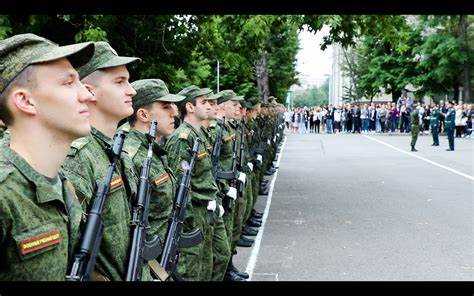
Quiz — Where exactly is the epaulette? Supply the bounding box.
[68,136,91,156]
[179,129,190,140]
[0,162,14,184]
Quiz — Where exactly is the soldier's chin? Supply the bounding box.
[70,123,92,140]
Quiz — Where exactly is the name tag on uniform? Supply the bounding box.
[19,229,61,256]
[197,151,208,160]
[224,134,235,142]
[154,173,170,186]
[110,176,123,190]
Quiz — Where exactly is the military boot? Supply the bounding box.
[236,236,254,247]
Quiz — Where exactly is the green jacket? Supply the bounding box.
[444,108,455,129]
[430,109,440,128]
[410,110,420,127]
[0,145,83,281]
[123,129,176,240]
[61,127,140,281]
[164,121,218,204]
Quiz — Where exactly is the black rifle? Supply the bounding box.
[159,139,203,277]
[211,118,225,179]
[66,130,127,281]
[236,120,246,194]
[126,120,163,281]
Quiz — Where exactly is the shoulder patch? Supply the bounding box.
[18,229,61,256]
[153,173,170,186]
[110,176,123,191]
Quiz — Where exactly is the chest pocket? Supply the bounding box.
[13,221,64,261]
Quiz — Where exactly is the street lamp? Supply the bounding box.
[216,59,220,93]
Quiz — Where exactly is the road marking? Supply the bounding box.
[245,136,287,281]
[364,135,474,182]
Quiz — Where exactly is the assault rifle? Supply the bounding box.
[159,139,203,278]
[66,130,127,281]
[126,120,163,281]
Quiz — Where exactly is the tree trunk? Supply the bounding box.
[392,89,401,103]
[453,82,460,102]
[459,15,471,103]
[256,51,270,103]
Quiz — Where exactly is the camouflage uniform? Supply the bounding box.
[61,127,141,281]
[0,145,84,281]
[61,41,144,281]
[0,34,94,281]
[165,120,220,281]
[200,119,231,281]
[166,85,234,281]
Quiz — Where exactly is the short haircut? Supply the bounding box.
[129,102,152,127]
[0,65,38,126]
[177,97,197,120]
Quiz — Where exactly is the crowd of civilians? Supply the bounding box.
[284,99,473,138]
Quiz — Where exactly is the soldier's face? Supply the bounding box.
[149,101,175,137]
[207,100,218,120]
[194,96,211,121]
[87,65,136,121]
[29,58,92,139]
[223,100,235,119]
[233,102,242,119]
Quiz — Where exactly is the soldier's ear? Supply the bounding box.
[185,101,195,114]
[11,88,37,116]
[137,108,150,123]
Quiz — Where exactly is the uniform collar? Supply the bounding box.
[2,146,65,205]
[128,129,167,157]
[91,126,113,150]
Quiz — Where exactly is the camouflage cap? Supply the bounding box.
[131,79,185,110]
[243,97,260,109]
[177,85,213,104]
[216,89,244,105]
[77,41,141,79]
[0,33,94,95]
[207,91,223,101]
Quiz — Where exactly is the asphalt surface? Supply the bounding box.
[234,131,473,281]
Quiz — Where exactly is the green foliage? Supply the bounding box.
[291,77,329,108]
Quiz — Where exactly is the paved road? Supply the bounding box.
[235,132,473,281]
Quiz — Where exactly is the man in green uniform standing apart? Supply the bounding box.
[430,104,441,146]
[164,85,228,281]
[410,103,420,152]
[444,101,456,151]
[0,34,94,280]
[61,41,145,281]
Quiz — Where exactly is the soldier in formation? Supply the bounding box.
[0,34,285,281]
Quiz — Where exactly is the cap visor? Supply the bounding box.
[98,55,141,69]
[31,42,95,69]
[231,95,245,101]
[157,94,185,103]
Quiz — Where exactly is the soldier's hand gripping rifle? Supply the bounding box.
[159,139,203,278]
[66,131,127,281]
[126,120,163,281]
